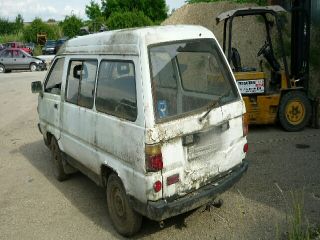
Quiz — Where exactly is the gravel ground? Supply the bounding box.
[0,71,319,240]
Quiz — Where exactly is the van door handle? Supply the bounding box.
[54,103,58,109]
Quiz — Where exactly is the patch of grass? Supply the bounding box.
[33,45,43,56]
[0,32,24,43]
[275,184,320,240]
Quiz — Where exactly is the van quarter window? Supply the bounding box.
[96,60,137,121]
[66,59,98,109]
[44,58,65,95]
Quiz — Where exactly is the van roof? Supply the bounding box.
[58,25,215,56]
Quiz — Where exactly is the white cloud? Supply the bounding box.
[0,0,87,22]
[0,0,184,22]
[0,0,60,21]
[63,5,86,20]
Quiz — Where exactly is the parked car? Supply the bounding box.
[0,44,4,51]
[42,40,57,55]
[31,25,249,237]
[4,42,33,55]
[0,48,46,73]
[54,37,68,54]
[25,42,36,52]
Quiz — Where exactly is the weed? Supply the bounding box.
[275,184,320,240]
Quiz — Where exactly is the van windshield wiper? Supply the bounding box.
[198,91,229,123]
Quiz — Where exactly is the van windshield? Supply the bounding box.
[149,39,239,122]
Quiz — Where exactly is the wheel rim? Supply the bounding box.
[285,99,305,125]
[31,64,37,71]
[112,187,126,219]
[0,66,4,73]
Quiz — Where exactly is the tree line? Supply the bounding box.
[0,0,168,43]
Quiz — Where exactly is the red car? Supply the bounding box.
[4,42,33,55]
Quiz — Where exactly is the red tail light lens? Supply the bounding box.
[243,143,249,153]
[153,181,162,192]
[242,113,249,136]
[145,144,163,172]
[147,154,163,171]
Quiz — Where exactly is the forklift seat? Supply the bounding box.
[231,47,256,72]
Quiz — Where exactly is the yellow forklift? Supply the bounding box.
[216,0,315,131]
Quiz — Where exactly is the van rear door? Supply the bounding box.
[148,38,246,199]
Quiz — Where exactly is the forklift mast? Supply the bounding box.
[290,0,311,91]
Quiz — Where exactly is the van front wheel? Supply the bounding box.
[50,137,68,181]
[106,174,142,237]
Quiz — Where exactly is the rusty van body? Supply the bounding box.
[32,25,249,236]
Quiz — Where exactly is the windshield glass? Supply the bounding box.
[149,39,239,122]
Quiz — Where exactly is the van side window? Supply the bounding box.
[66,60,97,109]
[96,60,137,121]
[45,58,65,95]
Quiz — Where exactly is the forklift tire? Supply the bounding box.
[279,91,311,132]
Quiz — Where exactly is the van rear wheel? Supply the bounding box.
[50,137,68,181]
[106,174,142,237]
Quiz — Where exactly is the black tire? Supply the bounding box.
[278,91,312,131]
[106,174,142,237]
[50,137,68,181]
[30,63,37,72]
[0,64,5,73]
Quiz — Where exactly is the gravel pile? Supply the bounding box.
[162,2,320,98]
[162,2,277,69]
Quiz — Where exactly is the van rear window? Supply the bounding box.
[149,39,239,122]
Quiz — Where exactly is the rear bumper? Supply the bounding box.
[130,160,249,221]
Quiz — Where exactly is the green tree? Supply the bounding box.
[101,0,167,22]
[106,11,153,30]
[0,14,24,35]
[59,15,83,38]
[0,18,15,35]
[23,18,61,43]
[185,0,267,4]
[86,0,103,20]
[85,1,106,32]
[14,14,24,32]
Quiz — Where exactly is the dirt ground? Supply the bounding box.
[0,71,320,240]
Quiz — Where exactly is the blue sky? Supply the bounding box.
[0,0,186,22]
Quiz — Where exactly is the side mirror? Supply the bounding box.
[31,81,43,94]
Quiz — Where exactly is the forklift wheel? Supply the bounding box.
[279,91,311,132]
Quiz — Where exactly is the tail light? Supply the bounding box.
[145,144,163,172]
[243,143,249,153]
[153,181,162,192]
[242,113,249,137]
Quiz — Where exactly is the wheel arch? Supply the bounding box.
[101,164,117,188]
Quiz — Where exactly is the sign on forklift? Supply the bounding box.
[237,79,265,94]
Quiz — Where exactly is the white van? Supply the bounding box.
[32,25,249,236]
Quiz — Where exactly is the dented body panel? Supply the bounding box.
[36,25,248,222]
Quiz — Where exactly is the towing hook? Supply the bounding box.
[159,220,165,229]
